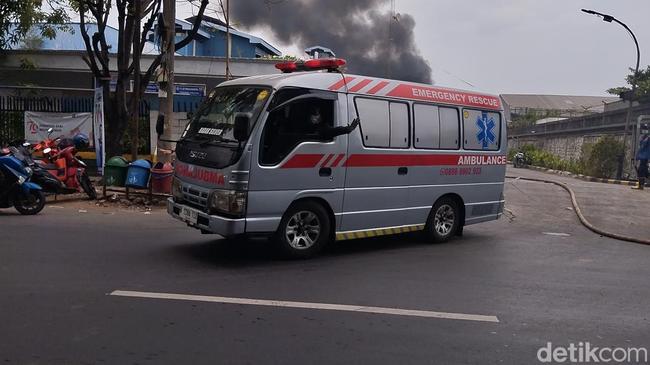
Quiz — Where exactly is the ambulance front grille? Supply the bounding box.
[182,186,209,210]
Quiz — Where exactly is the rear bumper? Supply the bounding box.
[167,198,245,237]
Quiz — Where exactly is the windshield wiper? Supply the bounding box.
[199,136,239,147]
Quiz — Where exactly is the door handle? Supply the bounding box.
[319,167,332,177]
[398,167,408,175]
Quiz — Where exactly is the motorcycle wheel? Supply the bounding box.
[79,171,97,200]
[14,190,46,215]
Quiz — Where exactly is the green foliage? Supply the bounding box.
[0,0,70,50]
[607,65,650,99]
[511,136,625,178]
[582,136,624,179]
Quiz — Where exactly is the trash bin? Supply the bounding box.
[150,162,174,194]
[125,159,152,189]
[104,156,129,187]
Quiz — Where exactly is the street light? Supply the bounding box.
[581,9,641,180]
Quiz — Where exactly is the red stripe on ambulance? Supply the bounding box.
[343,154,506,167]
[281,154,324,168]
[366,81,390,95]
[328,77,356,91]
[330,154,346,167]
[320,154,334,168]
[348,79,373,93]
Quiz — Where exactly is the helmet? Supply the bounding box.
[73,133,89,149]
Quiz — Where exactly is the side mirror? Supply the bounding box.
[233,113,252,142]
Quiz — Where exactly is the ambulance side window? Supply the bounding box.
[413,104,460,150]
[462,109,501,151]
[439,107,460,149]
[355,98,409,148]
[260,93,335,166]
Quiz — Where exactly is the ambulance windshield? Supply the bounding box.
[183,86,271,143]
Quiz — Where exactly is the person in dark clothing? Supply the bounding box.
[309,107,359,140]
[633,123,650,190]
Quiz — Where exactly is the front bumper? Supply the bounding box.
[167,198,246,237]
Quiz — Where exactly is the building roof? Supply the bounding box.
[186,16,281,56]
[20,23,119,52]
[501,94,619,112]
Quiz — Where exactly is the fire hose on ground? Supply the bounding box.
[506,175,650,246]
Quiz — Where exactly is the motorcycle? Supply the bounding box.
[41,144,97,200]
[0,147,46,215]
[32,132,97,200]
[8,141,74,195]
[513,152,525,168]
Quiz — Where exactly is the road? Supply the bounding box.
[1,173,649,364]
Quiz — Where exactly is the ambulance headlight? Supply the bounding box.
[172,178,184,202]
[209,190,247,217]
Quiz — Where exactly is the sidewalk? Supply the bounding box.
[507,166,650,242]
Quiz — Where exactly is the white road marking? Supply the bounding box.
[542,232,571,237]
[109,290,499,323]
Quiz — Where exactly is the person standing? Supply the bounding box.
[633,123,650,190]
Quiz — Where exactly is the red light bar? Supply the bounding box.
[275,61,298,73]
[304,58,346,69]
[275,58,346,73]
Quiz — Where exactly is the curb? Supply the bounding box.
[514,164,647,187]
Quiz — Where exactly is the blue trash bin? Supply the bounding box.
[125,159,152,189]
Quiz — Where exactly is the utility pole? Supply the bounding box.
[131,0,142,161]
[225,0,231,80]
[159,0,175,163]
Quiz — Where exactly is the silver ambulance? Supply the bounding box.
[168,58,506,258]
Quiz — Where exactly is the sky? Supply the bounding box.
[178,0,650,97]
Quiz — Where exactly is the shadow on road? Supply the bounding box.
[170,231,477,267]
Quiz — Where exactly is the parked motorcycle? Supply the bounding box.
[38,133,96,200]
[0,147,46,215]
[513,152,526,168]
[7,141,73,195]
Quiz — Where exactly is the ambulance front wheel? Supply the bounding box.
[424,197,460,243]
[275,201,331,259]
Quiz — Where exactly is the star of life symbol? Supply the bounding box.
[476,112,496,149]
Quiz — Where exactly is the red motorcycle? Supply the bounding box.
[37,133,97,200]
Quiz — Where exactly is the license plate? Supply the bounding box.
[180,206,199,225]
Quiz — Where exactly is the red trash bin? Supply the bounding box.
[150,162,173,194]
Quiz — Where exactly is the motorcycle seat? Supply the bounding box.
[42,164,57,170]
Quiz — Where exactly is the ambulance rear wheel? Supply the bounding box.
[275,201,330,259]
[425,197,460,243]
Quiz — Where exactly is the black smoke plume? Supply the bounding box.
[231,0,432,84]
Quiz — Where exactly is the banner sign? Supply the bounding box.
[140,82,206,97]
[24,111,93,145]
[93,87,106,175]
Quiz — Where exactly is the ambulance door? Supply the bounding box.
[340,95,410,233]
[246,89,348,233]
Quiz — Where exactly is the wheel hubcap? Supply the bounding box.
[285,211,321,250]
[434,204,455,236]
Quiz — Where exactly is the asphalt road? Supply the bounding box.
[1,178,649,364]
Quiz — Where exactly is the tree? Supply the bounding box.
[71,0,209,157]
[607,65,650,100]
[0,0,69,50]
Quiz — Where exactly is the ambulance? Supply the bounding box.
[168,58,506,258]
